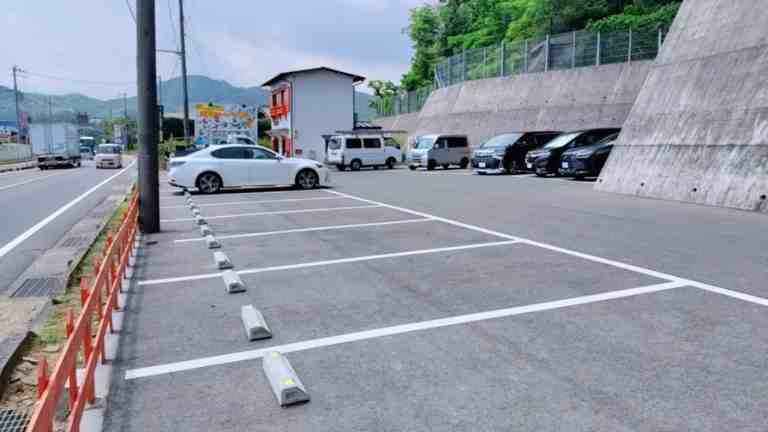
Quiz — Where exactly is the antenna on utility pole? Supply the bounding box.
[178,0,191,146]
[137,0,160,233]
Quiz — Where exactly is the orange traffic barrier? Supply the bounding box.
[26,188,139,432]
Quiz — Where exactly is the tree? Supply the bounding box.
[399,0,681,91]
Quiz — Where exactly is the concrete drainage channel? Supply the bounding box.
[184,191,308,407]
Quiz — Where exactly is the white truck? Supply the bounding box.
[30,123,82,169]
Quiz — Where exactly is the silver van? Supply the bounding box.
[408,134,470,170]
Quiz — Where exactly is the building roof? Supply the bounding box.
[261,67,365,87]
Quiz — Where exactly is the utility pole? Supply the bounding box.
[123,93,129,119]
[158,75,164,140]
[137,0,160,233]
[178,0,191,145]
[12,66,23,144]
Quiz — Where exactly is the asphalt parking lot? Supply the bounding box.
[105,168,768,432]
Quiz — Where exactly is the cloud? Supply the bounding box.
[1,0,430,99]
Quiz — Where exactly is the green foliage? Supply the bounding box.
[587,2,681,31]
[400,0,681,88]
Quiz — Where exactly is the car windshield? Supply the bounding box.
[542,132,580,150]
[415,136,436,149]
[328,137,342,150]
[97,145,120,154]
[596,132,620,144]
[80,146,91,152]
[480,134,522,148]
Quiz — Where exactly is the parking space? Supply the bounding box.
[106,171,768,432]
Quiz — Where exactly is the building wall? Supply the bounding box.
[375,61,653,148]
[595,0,768,213]
[293,70,355,161]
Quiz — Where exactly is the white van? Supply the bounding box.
[408,134,471,170]
[326,134,402,171]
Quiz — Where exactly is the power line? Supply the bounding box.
[125,0,136,23]
[19,70,135,87]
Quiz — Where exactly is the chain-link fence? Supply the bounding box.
[376,27,666,117]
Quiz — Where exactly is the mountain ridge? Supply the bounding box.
[0,75,375,122]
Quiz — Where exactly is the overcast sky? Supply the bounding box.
[1,0,430,99]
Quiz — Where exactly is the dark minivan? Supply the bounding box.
[559,132,619,179]
[525,128,620,177]
[471,131,561,174]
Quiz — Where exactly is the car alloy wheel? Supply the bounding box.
[296,169,319,189]
[350,160,362,171]
[197,173,222,194]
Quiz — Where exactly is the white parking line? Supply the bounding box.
[161,196,344,209]
[139,240,521,286]
[327,190,768,308]
[159,205,381,223]
[0,171,69,191]
[0,160,136,259]
[173,218,434,243]
[125,280,687,379]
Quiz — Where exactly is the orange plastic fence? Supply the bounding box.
[26,189,140,432]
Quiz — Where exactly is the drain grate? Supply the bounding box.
[11,277,58,298]
[59,236,88,248]
[0,409,31,432]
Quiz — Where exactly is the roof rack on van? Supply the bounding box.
[332,130,408,135]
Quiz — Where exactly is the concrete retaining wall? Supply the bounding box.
[375,61,652,147]
[0,143,32,163]
[596,0,768,213]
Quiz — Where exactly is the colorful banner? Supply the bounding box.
[195,103,259,145]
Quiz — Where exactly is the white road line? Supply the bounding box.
[326,190,522,242]
[327,189,768,308]
[159,205,381,223]
[139,240,520,286]
[173,218,434,243]
[160,196,344,209]
[0,160,136,259]
[0,171,69,191]
[125,280,687,379]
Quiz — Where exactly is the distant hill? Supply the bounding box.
[0,75,376,122]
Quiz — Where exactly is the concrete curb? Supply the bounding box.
[0,180,135,399]
[0,161,36,174]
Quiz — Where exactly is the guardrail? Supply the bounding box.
[375,27,666,117]
[26,188,139,432]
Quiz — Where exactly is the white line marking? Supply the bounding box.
[326,190,522,242]
[328,190,768,307]
[0,160,136,259]
[0,171,69,191]
[159,205,381,223]
[160,196,345,209]
[173,218,434,243]
[125,280,687,379]
[139,240,520,286]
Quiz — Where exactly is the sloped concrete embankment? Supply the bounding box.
[375,61,652,147]
[596,0,768,213]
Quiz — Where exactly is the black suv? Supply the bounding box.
[559,132,619,179]
[471,131,561,174]
[525,128,620,177]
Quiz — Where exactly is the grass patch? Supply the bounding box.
[30,196,132,353]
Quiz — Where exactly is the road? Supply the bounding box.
[0,160,137,293]
[105,167,767,431]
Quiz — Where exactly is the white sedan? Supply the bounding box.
[167,145,331,193]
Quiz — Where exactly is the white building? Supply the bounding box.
[261,67,364,161]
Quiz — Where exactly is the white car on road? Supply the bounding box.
[168,145,331,193]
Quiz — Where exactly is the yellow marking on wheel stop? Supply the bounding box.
[284,378,295,386]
